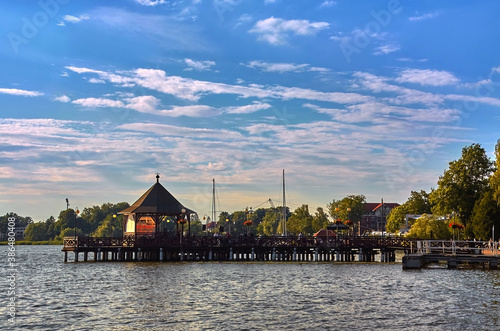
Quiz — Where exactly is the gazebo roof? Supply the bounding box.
[119,175,196,216]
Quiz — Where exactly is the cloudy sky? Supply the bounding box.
[1,0,500,221]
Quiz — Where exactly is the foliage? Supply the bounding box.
[312,207,330,233]
[92,214,123,237]
[405,190,432,214]
[406,214,451,240]
[257,209,280,235]
[58,227,85,239]
[327,195,366,234]
[385,205,410,233]
[386,190,431,233]
[429,143,494,235]
[470,189,500,240]
[286,204,314,235]
[24,216,56,241]
[491,139,500,207]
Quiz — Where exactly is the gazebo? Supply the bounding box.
[119,174,196,236]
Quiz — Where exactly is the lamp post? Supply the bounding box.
[74,207,80,238]
[111,214,116,237]
[226,218,231,235]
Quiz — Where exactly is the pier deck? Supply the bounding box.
[62,234,410,263]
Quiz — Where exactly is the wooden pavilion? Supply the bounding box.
[119,174,196,236]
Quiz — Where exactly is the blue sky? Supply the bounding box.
[1,0,500,221]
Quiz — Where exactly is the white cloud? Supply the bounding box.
[249,17,329,45]
[374,43,400,55]
[160,105,220,117]
[0,88,44,97]
[54,95,71,103]
[244,60,309,73]
[396,69,460,86]
[125,95,160,113]
[134,0,167,5]
[62,14,90,23]
[88,78,105,84]
[67,66,369,104]
[184,58,216,71]
[72,98,125,108]
[320,1,337,8]
[225,101,272,114]
[409,12,439,22]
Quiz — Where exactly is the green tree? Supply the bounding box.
[58,227,84,239]
[328,195,366,234]
[406,190,432,214]
[386,205,410,233]
[429,143,494,235]
[92,214,123,237]
[491,139,500,207]
[312,207,329,233]
[287,204,313,235]
[24,222,48,241]
[407,214,451,239]
[470,189,500,240]
[257,209,280,235]
[386,190,431,234]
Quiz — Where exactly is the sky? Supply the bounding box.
[1,0,500,222]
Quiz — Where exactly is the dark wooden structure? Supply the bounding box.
[63,234,411,263]
[119,174,196,236]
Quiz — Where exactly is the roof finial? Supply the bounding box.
[156,173,160,183]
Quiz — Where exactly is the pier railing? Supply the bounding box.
[412,240,498,256]
[63,234,417,251]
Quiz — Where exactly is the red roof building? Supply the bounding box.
[360,201,400,234]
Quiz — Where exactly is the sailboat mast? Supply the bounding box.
[212,178,216,224]
[282,169,287,236]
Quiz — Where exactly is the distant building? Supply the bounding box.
[360,201,400,234]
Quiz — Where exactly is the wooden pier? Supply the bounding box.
[62,234,412,263]
[402,240,499,270]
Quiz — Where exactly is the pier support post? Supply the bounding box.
[64,252,68,263]
[74,251,79,262]
[315,247,318,262]
[229,248,233,261]
[160,248,163,261]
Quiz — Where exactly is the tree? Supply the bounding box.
[328,195,366,234]
[257,209,280,235]
[312,207,329,233]
[92,214,124,237]
[407,214,451,239]
[429,143,494,235]
[406,190,432,214]
[386,190,431,234]
[491,139,500,207]
[386,205,409,233]
[470,189,500,240]
[24,222,47,241]
[287,204,313,235]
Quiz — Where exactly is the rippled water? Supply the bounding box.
[1,246,500,330]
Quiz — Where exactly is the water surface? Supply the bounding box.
[1,246,499,330]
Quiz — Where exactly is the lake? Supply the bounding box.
[1,245,499,330]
